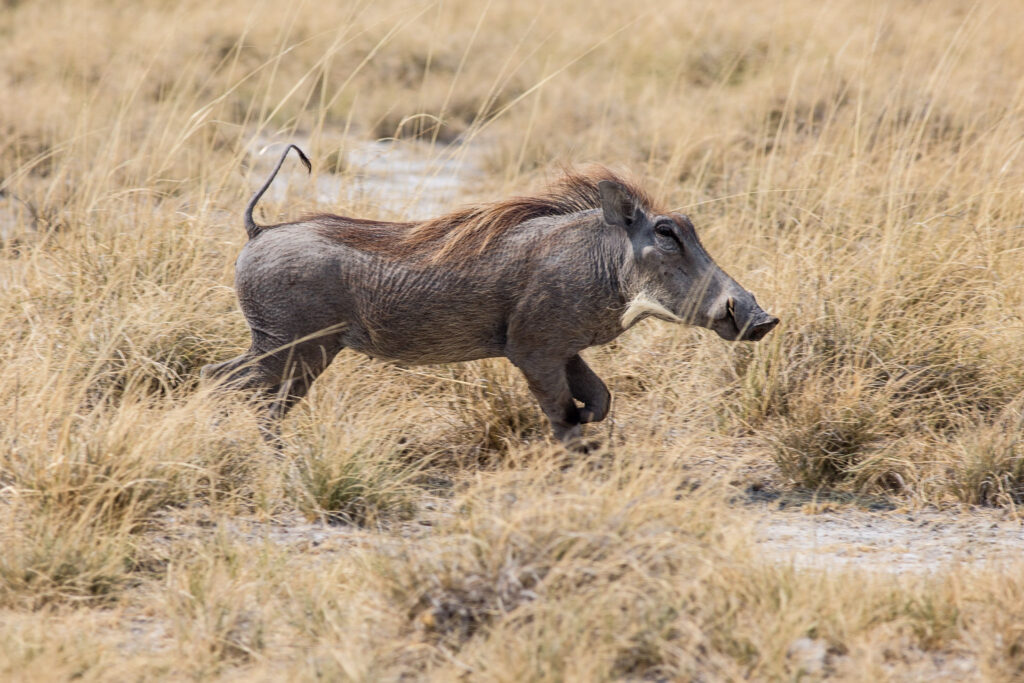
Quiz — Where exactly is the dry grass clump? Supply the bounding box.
[386,463,746,678]
[161,538,275,672]
[945,407,1024,507]
[0,516,137,611]
[0,394,276,610]
[5,0,1024,677]
[434,359,550,458]
[769,371,899,488]
[286,418,422,526]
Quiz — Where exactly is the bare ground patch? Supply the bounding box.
[757,506,1024,574]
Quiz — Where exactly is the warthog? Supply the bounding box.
[203,145,778,444]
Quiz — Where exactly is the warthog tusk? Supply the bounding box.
[621,291,685,329]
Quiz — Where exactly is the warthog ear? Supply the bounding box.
[598,180,640,231]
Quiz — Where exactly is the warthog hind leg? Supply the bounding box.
[264,369,319,422]
[202,335,342,436]
[200,355,254,384]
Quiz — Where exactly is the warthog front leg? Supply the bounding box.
[566,354,610,424]
[508,353,582,444]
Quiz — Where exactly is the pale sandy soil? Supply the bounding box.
[756,507,1024,574]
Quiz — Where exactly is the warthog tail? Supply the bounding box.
[244,144,311,240]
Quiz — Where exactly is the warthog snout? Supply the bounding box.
[712,296,780,342]
[743,310,780,342]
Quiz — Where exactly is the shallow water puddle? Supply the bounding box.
[252,137,480,219]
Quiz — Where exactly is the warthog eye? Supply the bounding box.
[654,223,680,253]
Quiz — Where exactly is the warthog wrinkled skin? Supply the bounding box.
[203,145,779,444]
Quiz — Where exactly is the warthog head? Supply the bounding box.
[601,181,779,342]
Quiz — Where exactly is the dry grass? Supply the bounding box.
[4,0,1024,678]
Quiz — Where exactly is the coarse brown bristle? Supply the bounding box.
[306,167,660,261]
